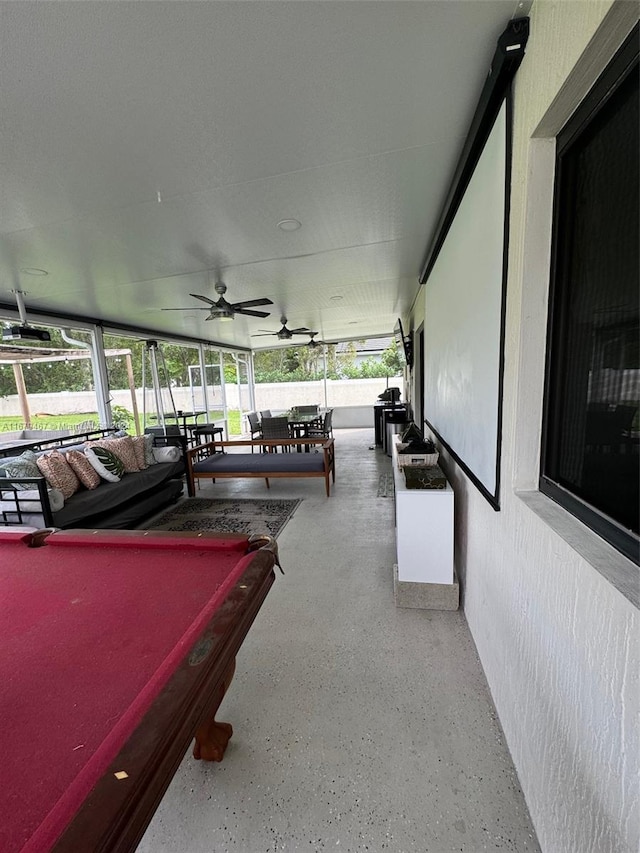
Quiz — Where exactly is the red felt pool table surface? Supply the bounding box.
[0,528,277,853]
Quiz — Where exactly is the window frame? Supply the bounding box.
[540,25,639,565]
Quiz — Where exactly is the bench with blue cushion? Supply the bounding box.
[186,438,336,496]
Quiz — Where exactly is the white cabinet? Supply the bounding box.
[391,436,455,591]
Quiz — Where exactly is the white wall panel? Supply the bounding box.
[421,2,639,852]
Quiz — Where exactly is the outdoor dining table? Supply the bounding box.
[164,410,207,432]
[149,410,207,440]
[285,411,323,450]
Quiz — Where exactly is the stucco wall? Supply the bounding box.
[424,3,638,852]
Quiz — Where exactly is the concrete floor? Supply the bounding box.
[138,429,540,853]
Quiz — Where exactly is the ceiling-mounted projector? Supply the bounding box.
[2,325,51,342]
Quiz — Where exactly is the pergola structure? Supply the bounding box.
[0,344,140,432]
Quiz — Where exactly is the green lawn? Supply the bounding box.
[0,413,97,431]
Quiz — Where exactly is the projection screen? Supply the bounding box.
[423,99,508,507]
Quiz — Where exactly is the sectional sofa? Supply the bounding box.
[0,430,185,529]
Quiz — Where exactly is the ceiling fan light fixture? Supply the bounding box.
[212,308,235,321]
[277,218,302,232]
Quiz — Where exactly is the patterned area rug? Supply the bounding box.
[148,497,302,538]
[377,472,395,497]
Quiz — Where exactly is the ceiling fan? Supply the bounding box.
[252,316,311,340]
[306,332,326,348]
[162,281,273,321]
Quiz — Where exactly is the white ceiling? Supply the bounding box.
[0,0,525,352]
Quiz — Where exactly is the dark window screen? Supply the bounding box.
[542,35,639,564]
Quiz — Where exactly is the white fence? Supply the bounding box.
[0,378,404,429]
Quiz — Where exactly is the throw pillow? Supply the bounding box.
[151,445,182,463]
[65,449,101,490]
[0,449,41,490]
[85,446,125,482]
[36,451,81,499]
[143,433,158,466]
[1,487,66,513]
[86,436,139,473]
[45,487,65,513]
[130,435,148,470]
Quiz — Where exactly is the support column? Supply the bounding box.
[12,362,31,428]
[125,353,141,435]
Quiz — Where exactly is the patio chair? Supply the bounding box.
[247,411,262,440]
[191,423,224,454]
[260,409,272,420]
[306,408,333,440]
[260,416,291,452]
[295,404,319,415]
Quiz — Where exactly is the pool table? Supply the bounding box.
[0,527,279,853]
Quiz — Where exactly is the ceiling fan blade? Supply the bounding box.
[161,306,213,311]
[231,298,274,309]
[235,308,272,318]
[189,293,217,306]
[163,279,273,319]
[289,327,310,334]
[252,331,277,336]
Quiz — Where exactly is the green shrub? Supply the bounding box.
[111,404,134,430]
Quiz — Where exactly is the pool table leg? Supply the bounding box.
[193,659,236,762]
